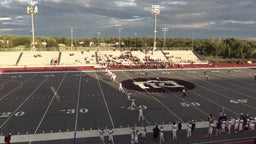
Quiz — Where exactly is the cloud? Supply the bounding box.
[171,22,216,29]
[220,20,256,25]
[166,1,188,6]
[115,0,137,7]
[0,17,12,21]
[0,0,256,38]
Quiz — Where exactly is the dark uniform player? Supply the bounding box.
[206,75,209,81]
[178,121,182,135]
[254,74,256,80]
[203,70,206,75]
[4,134,11,144]
[191,120,196,135]
[152,125,160,142]
[182,89,187,99]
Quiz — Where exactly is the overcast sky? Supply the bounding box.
[0,0,256,39]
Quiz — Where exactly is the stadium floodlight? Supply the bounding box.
[116,27,123,50]
[27,3,38,51]
[151,5,160,54]
[162,26,168,49]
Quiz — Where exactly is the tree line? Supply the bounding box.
[0,35,256,60]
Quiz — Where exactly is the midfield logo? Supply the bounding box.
[122,77,196,93]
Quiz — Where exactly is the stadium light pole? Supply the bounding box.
[27,3,38,51]
[192,32,195,51]
[151,5,160,54]
[134,32,137,49]
[97,32,101,46]
[162,26,168,49]
[116,27,123,50]
[71,27,74,50]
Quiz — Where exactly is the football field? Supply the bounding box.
[0,68,256,143]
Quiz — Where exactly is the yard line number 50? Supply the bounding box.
[180,102,200,107]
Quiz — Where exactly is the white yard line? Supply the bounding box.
[184,71,256,111]
[0,73,38,102]
[0,77,49,129]
[95,72,115,128]
[0,121,210,143]
[29,72,68,144]
[207,72,256,100]
[149,71,210,117]
[73,72,82,142]
[171,71,240,116]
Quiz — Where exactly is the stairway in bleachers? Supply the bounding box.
[57,51,62,65]
[16,52,23,66]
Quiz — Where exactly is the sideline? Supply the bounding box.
[0,121,209,143]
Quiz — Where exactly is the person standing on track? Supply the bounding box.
[234,118,239,133]
[178,121,182,135]
[172,122,178,141]
[227,119,233,134]
[159,126,165,144]
[130,128,135,144]
[99,129,105,144]
[4,134,11,144]
[208,122,214,137]
[152,125,160,142]
[216,120,221,136]
[239,119,244,132]
[141,126,147,142]
[187,122,192,138]
[134,130,139,144]
[108,128,114,144]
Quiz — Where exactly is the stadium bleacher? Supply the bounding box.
[0,50,206,67]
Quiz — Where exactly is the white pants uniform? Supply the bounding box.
[99,130,105,144]
[187,123,192,138]
[208,123,214,137]
[119,83,123,91]
[134,132,139,144]
[249,120,255,131]
[141,127,146,139]
[130,130,135,144]
[227,120,232,134]
[131,99,136,107]
[234,120,239,133]
[221,121,226,133]
[108,130,114,143]
[172,124,177,140]
[239,121,243,132]
[138,109,144,121]
[160,128,164,143]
